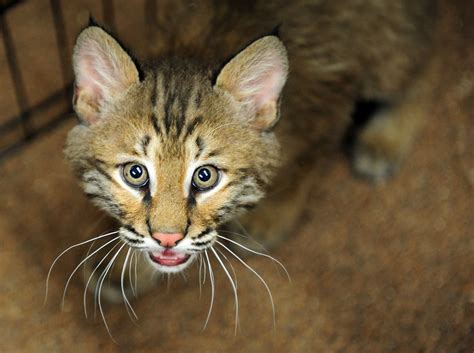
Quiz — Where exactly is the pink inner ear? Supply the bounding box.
[249,68,284,110]
[76,43,114,101]
[239,59,286,112]
[75,39,133,107]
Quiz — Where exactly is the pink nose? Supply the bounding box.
[151,232,184,247]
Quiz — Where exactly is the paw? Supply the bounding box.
[352,113,405,182]
[352,141,399,182]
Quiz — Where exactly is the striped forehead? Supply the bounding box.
[147,62,207,141]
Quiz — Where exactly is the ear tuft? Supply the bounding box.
[72,26,139,124]
[215,36,288,131]
[88,15,99,27]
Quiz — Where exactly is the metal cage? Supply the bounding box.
[0,0,161,161]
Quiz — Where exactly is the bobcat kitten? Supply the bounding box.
[65,0,436,300]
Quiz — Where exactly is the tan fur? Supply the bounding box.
[65,0,445,300]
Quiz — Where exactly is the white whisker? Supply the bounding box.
[218,229,268,252]
[121,247,138,321]
[202,252,207,285]
[216,240,276,327]
[166,273,171,292]
[97,243,126,341]
[134,251,140,295]
[94,243,125,317]
[83,241,121,318]
[128,249,136,298]
[215,247,238,289]
[202,250,215,330]
[44,230,119,304]
[61,236,120,310]
[198,254,203,298]
[216,234,291,282]
[211,247,239,334]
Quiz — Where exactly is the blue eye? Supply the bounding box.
[123,163,149,187]
[192,165,219,191]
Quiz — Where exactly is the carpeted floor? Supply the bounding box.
[0,1,473,352]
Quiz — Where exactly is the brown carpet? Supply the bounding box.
[0,1,473,352]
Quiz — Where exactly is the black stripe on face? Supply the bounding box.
[235,203,257,211]
[85,192,123,212]
[195,227,212,239]
[237,168,266,188]
[142,190,152,204]
[125,237,143,245]
[194,89,202,108]
[184,219,191,236]
[185,116,203,138]
[141,135,151,156]
[124,224,145,238]
[176,85,192,136]
[187,193,196,209]
[150,72,162,137]
[195,136,205,159]
[152,114,161,137]
[89,159,113,181]
[146,217,153,236]
[150,71,158,107]
[206,149,221,158]
[193,239,213,247]
[164,91,176,134]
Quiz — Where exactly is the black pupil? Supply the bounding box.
[198,168,211,182]
[130,165,143,179]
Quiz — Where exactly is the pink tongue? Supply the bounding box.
[151,249,188,266]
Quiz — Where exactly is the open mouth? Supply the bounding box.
[148,249,191,267]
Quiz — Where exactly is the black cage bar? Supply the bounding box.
[0,0,158,161]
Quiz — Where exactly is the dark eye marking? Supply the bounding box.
[142,190,152,204]
[206,149,221,158]
[187,193,197,208]
[140,135,151,156]
[195,136,205,159]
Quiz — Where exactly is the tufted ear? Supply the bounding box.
[215,35,288,131]
[72,26,139,124]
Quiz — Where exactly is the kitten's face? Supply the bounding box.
[66,27,287,273]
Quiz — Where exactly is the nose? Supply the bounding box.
[151,232,184,247]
